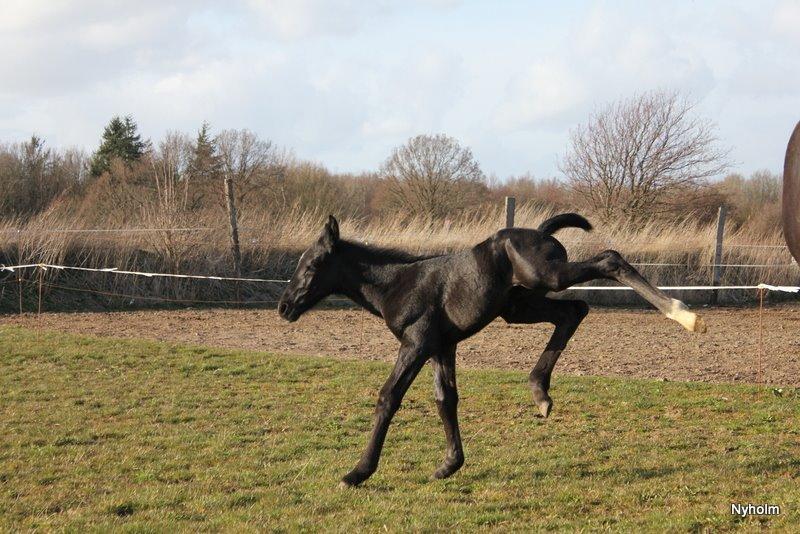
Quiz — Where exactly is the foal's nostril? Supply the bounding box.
[278,302,288,315]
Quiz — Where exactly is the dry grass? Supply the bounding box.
[0,203,797,311]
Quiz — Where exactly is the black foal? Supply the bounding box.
[278,214,705,487]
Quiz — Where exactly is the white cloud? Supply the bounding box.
[0,0,71,32]
[495,60,586,130]
[243,0,393,38]
[772,0,800,42]
[0,1,212,97]
[0,0,797,179]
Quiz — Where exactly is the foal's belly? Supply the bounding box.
[436,249,510,338]
[440,279,508,341]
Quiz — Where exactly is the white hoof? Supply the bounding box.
[665,299,707,333]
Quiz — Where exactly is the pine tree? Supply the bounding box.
[186,122,222,209]
[20,135,50,213]
[90,115,149,176]
[189,121,221,182]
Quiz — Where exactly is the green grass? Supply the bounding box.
[1,325,798,532]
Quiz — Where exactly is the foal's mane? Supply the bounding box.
[339,239,441,265]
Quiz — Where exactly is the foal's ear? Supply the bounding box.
[320,215,339,251]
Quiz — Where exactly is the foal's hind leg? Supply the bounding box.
[502,295,588,418]
[506,244,706,333]
[431,345,464,479]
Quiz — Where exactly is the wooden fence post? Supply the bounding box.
[17,229,22,314]
[37,265,44,317]
[710,205,727,305]
[224,178,243,303]
[505,196,516,228]
[18,267,23,315]
[224,178,242,276]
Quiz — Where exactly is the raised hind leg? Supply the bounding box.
[502,292,588,417]
[505,244,706,333]
[431,345,464,479]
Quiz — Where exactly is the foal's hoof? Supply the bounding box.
[693,314,708,334]
[339,468,370,488]
[536,398,553,418]
[531,386,553,418]
[432,456,464,480]
[666,299,707,333]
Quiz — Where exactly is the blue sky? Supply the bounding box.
[1,0,798,179]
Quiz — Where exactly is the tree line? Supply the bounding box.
[0,91,783,233]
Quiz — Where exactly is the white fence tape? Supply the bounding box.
[568,285,757,291]
[629,262,796,268]
[757,283,800,293]
[2,263,799,293]
[726,244,790,249]
[0,264,288,283]
[566,284,799,292]
[0,227,216,234]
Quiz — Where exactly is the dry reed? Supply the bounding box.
[0,203,796,311]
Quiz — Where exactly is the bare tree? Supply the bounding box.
[0,137,88,217]
[149,132,193,213]
[215,129,287,209]
[142,132,194,273]
[382,134,486,219]
[282,161,344,214]
[561,91,730,223]
[718,170,782,228]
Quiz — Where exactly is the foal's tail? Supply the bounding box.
[538,213,593,235]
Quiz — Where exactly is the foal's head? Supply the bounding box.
[278,215,340,322]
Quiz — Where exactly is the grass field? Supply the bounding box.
[1,326,798,531]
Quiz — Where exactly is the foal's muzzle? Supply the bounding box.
[278,299,299,322]
[279,290,307,322]
[278,300,289,317]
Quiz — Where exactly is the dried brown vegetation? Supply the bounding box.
[0,201,794,312]
[0,95,795,311]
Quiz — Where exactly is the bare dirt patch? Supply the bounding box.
[3,304,799,386]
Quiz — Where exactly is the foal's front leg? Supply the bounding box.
[431,345,464,479]
[340,336,429,488]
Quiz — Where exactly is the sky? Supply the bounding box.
[1,0,799,179]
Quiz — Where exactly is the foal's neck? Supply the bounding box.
[335,240,422,317]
